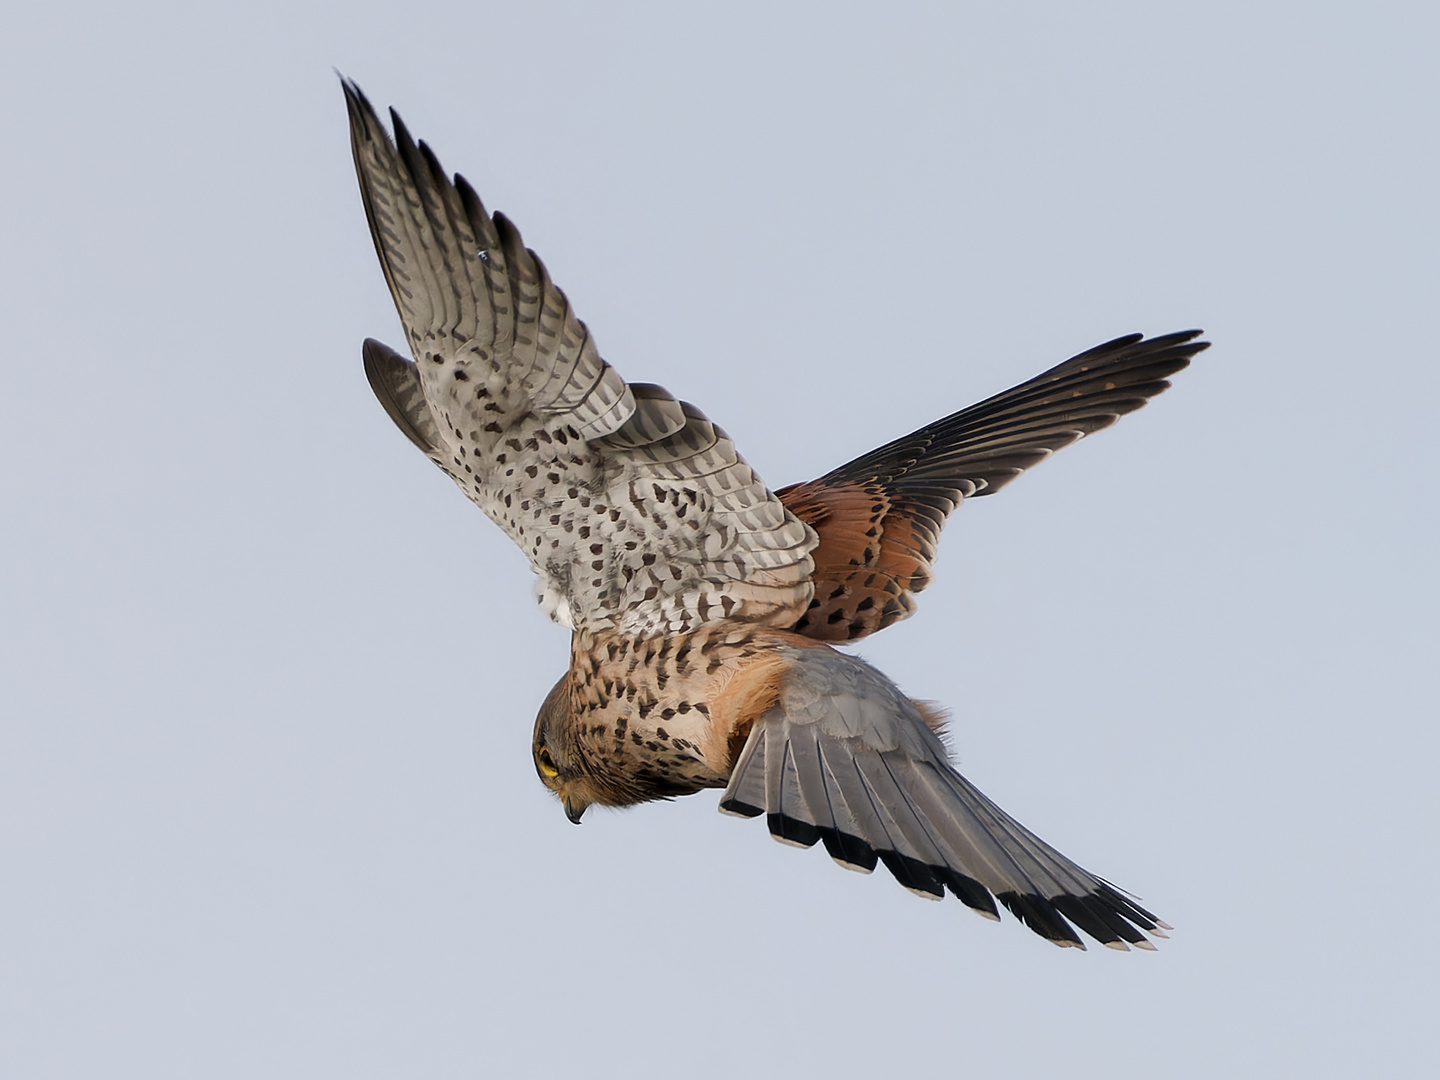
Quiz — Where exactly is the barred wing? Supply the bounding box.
[345,80,814,634]
[779,331,1207,642]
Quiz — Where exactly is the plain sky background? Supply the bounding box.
[2,2,1437,1077]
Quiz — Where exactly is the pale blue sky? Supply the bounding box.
[2,2,1437,1077]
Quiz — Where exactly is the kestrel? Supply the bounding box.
[344,79,1204,951]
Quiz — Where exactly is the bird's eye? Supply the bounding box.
[537,742,559,779]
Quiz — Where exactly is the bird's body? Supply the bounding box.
[344,78,1203,950]
[545,623,797,807]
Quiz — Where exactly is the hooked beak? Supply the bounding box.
[562,795,588,825]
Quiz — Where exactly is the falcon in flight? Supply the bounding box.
[344,79,1204,950]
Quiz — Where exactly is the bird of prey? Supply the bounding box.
[343,78,1204,950]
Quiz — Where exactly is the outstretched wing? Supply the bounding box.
[778,331,1208,642]
[719,645,1169,950]
[345,80,814,635]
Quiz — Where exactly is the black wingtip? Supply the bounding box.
[388,106,414,153]
[339,75,376,128]
[341,79,404,180]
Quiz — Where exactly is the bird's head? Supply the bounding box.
[533,670,599,825]
[533,666,698,822]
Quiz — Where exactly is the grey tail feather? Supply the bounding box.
[721,716,1167,951]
